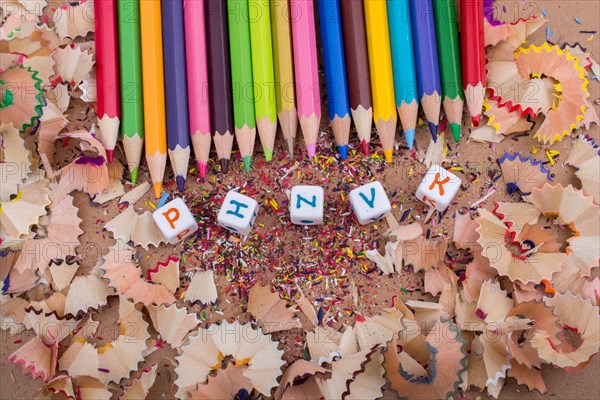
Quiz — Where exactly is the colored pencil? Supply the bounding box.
[433,0,464,142]
[409,0,442,142]
[318,0,351,160]
[270,0,297,157]
[162,0,191,192]
[460,0,486,126]
[117,0,144,184]
[290,0,321,157]
[94,0,120,163]
[140,0,167,198]
[364,0,397,162]
[387,0,419,149]
[205,0,235,172]
[249,0,278,161]
[227,0,256,172]
[184,0,212,180]
[340,0,373,155]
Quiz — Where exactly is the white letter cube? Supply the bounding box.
[416,164,461,212]
[349,181,391,225]
[290,185,324,225]
[152,198,198,244]
[217,191,259,236]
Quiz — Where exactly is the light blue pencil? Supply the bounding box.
[387,0,419,149]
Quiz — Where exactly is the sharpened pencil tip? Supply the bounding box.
[153,182,163,198]
[286,138,295,159]
[197,161,207,180]
[358,140,370,156]
[176,176,185,192]
[404,129,415,150]
[383,149,393,162]
[243,156,252,172]
[428,121,438,142]
[337,145,348,160]
[306,143,316,158]
[263,147,273,162]
[130,166,139,186]
[106,149,115,163]
[450,123,461,142]
[220,158,229,173]
[471,115,481,127]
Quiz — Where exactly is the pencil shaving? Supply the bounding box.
[119,364,158,400]
[273,359,329,400]
[566,134,600,203]
[248,283,301,333]
[52,1,95,40]
[498,152,552,194]
[183,270,217,305]
[147,256,180,294]
[0,175,50,241]
[189,364,253,400]
[98,241,174,306]
[526,184,599,275]
[316,349,384,400]
[383,320,467,400]
[58,295,149,383]
[64,274,111,317]
[476,208,566,284]
[147,304,199,348]
[52,45,94,87]
[532,292,600,368]
[175,321,285,397]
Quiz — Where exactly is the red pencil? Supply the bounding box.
[460,0,486,127]
[95,0,120,162]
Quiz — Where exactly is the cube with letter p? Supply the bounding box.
[290,185,324,225]
[349,181,392,225]
[217,191,259,236]
[415,164,461,212]
[152,198,198,244]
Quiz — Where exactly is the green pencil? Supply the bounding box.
[117,0,144,184]
[228,0,257,172]
[248,0,277,161]
[433,0,464,142]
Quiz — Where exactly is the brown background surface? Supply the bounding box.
[1,0,599,399]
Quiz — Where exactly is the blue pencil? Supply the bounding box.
[317,0,351,160]
[409,0,442,142]
[387,0,419,149]
[161,0,191,191]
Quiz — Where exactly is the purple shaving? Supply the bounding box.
[484,0,503,26]
[75,155,106,166]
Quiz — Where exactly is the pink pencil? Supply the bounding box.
[184,0,211,180]
[290,0,321,157]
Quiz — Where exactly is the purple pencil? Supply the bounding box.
[162,0,191,191]
[409,0,442,142]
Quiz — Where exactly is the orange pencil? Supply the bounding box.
[140,0,167,197]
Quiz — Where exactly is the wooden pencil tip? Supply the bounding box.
[153,182,163,198]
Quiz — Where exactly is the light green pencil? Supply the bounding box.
[117,0,144,184]
[248,0,277,161]
[228,0,257,172]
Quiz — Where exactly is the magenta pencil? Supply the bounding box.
[290,0,321,157]
[184,0,211,180]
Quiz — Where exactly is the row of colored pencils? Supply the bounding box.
[94,0,486,197]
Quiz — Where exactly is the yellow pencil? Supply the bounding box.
[364,0,397,162]
[271,0,297,157]
[140,0,167,198]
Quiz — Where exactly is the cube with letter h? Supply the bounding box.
[349,181,392,225]
[152,198,199,244]
[416,164,461,212]
[290,185,324,225]
[217,191,259,236]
